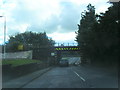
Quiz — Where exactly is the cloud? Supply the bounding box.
[59,2,80,32]
[95,2,111,14]
[0,0,111,44]
[11,0,61,25]
[3,0,62,33]
[47,32,77,43]
[3,0,110,31]
[42,15,60,33]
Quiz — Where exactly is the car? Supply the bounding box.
[59,59,69,67]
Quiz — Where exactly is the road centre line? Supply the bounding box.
[73,71,86,82]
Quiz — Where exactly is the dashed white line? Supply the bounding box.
[73,71,86,82]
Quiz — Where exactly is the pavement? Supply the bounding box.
[2,67,53,88]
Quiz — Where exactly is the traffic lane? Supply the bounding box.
[71,65,118,88]
[68,57,81,65]
[23,66,89,88]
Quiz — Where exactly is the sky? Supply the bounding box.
[0,0,111,45]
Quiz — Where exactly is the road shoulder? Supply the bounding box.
[2,67,53,88]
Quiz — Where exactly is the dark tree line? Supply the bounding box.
[76,3,119,65]
[3,31,55,60]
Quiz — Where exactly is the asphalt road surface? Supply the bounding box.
[22,65,118,88]
[3,57,118,88]
[23,66,88,88]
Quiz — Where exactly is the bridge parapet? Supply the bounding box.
[55,43,78,46]
[55,46,80,51]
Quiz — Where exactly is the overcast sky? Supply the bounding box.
[0,0,111,45]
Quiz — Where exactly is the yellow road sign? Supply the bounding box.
[18,44,23,50]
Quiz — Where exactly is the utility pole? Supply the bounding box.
[0,16,6,59]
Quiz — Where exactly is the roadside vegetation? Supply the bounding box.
[1,31,55,60]
[76,3,119,66]
[2,59,42,67]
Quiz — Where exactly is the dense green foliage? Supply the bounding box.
[5,31,55,60]
[76,3,119,65]
[6,31,55,52]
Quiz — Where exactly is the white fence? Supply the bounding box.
[1,50,32,59]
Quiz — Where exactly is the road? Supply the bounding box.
[3,57,118,88]
[62,57,81,65]
[22,65,118,88]
[23,66,88,88]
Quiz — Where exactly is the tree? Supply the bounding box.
[6,31,55,60]
[76,2,119,65]
[94,2,119,64]
[76,4,97,63]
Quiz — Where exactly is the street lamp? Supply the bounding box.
[0,16,6,59]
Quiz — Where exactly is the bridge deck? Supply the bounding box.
[55,46,80,51]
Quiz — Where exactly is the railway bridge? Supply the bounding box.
[54,43,80,63]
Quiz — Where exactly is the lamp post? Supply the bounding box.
[0,16,6,59]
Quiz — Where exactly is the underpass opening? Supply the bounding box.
[55,46,81,66]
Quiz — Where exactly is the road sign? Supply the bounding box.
[18,44,23,50]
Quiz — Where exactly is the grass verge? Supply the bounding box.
[2,59,42,67]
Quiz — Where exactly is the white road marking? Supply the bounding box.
[73,71,85,82]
